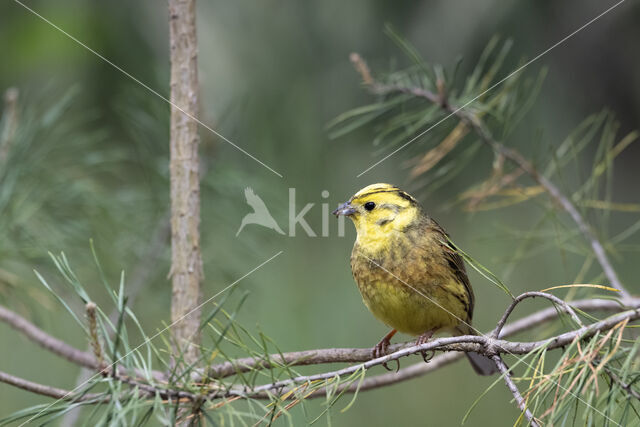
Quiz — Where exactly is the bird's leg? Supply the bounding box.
[416,330,436,363]
[372,329,399,372]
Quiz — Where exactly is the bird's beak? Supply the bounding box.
[332,202,357,217]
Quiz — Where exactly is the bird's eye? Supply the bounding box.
[364,202,376,211]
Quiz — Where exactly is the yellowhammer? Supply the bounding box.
[333,183,497,375]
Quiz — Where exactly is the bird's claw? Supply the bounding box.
[416,330,435,364]
[372,337,400,372]
[420,350,435,363]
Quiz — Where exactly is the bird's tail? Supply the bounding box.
[457,325,498,376]
[465,351,497,376]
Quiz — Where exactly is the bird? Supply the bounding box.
[236,187,285,236]
[333,183,497,375]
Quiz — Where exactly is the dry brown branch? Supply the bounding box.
[350,56,632,299]
[168,0,203,366]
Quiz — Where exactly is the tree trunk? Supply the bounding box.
[168,0,202,368]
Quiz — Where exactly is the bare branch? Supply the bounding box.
[0,368,190,405]
[605,368,640,401]
[0,305,97,369]
[0,370,107,402]
[350,57,632,299]
[2,296,638,418]
[0,304,164,382]
[492,356,540,427]
[206,296,637,379]
[492,291,584,339]
[221,304,640,399]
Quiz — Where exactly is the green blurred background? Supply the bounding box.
[1,0,639,425]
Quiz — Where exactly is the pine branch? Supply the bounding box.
[349,53,632,300]
[2,295,638,424]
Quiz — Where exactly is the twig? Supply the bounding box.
[221,305,640,399]
[2,297,638,411]
[0,305,97,369]
[0,370,108,402]
[0,304,164,381]
[492,291,584,339]
[207,296,637,379]
[605,368,640,401]
[350,56,632,299]
[298,297,639,399]
[0,369,192,405]
[491,355,540,427]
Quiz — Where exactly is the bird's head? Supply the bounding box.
[333,183,421,243]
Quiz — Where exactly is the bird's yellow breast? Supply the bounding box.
[350,226,471,336]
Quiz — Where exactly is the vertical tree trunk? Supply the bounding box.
[168,0,202,367]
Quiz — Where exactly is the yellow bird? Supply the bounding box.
[333,183,496,375]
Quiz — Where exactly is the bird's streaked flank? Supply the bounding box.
[334,183,497,375]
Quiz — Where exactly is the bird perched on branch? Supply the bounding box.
[333,183,496,375]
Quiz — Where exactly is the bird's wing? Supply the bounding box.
[244,187,269,212]
[428,219,475,321]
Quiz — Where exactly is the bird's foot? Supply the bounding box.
[372,329,399,372]
[416,330,435,363]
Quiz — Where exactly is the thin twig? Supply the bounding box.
[0,370,108,402]
[492,291,584,339]
[605,368,640,401]
[491,355,540,427]
[0,304,164,381]
[0,305,97,369]
[0,369,193,405]
[351,57,632,299]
